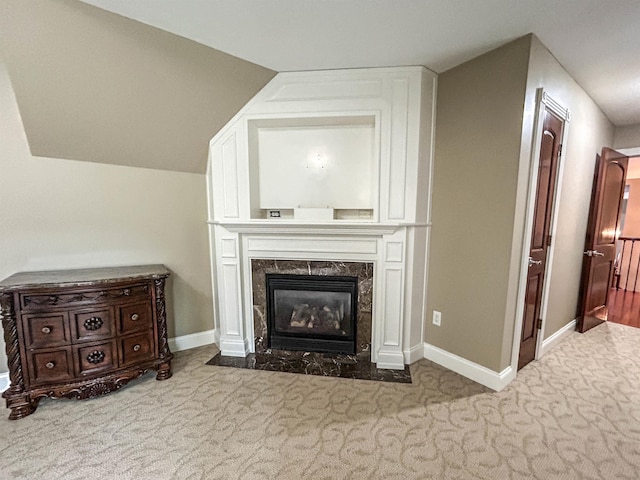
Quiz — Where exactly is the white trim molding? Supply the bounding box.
[540,319,576,357]
[540,90,571,122]
[424,343,516,391]
[404,343,425,364]
[210,221,402,236]
[168,329,219,353]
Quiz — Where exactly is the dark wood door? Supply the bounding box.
[519,110,563,370]
[577,148,628,333]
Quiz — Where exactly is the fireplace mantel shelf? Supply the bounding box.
[209,221,430,236]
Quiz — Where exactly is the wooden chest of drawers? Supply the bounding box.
[0,265,173,419]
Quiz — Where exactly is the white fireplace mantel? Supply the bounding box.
[207,67,436,370]
[209,220,430,236]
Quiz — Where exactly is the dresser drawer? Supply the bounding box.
[70,308,114,343]
[20,283,151,310]
[28,348,74,386]
[119,331,155,367]
[74,340,118,377]
[22,312,70,349]
[117,302,152,335]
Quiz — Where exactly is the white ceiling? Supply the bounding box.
[81,0,640,126]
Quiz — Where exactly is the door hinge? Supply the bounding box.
[537,318,543,330]
[547,234,552,247]
[557,144,563,159]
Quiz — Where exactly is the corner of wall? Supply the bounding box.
[614,123,640,151]
[425,35,532,374]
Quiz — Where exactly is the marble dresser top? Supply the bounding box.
[0,264,170,291]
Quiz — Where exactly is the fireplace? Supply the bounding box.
[208,67,435,370]
[251,259,373,356]
[208,261,413,383]
[266,274,357,354]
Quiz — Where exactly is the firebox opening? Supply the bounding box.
[266,274,358,354]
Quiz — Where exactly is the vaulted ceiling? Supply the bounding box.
[81,0,640,127]
[0,0,275,173]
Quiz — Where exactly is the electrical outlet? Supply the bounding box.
[432,310,441,326]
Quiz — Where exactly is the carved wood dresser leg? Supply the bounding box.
[1,292,37,419]
[153,277,173,381]
[156,361,173,381]
[4,395,38,420]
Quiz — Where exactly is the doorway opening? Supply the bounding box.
[606,158,640,329]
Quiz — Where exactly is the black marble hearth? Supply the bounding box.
[206,351,411,383]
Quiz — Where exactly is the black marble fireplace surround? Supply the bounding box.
[253,260,371,353]
[207,260,412,383]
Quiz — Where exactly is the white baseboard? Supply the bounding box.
[0,372,9,393]
[168,329,218,352]
[423,343,515,391]
[540,319,576,357]
[404,343,425,364]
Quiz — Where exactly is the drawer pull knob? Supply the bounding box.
[133,344,141,352]
[86,350,106,364]
[45,362,55,369]
[41,327,51,334]
[84,317,103,331]
[131,313,139,321]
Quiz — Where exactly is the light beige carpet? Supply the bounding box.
[1,322,639,479]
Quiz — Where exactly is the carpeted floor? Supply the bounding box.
[0,322,639,479]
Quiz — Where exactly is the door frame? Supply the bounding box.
[510,89,571,371]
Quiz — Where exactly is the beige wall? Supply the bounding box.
[0,0,275,174]
[425,36,531,372]
[614,124,640,150]
[524,37,615,341]
[0,63,214,374]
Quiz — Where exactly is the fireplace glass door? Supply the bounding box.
[266,274,357,354]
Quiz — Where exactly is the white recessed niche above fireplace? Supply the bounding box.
[248,115,377,220]
[207,67,436,370]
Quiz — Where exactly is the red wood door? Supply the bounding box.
[577,148,628,332]
[519,110,563,370]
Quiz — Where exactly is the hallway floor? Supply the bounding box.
[607,288,640,328]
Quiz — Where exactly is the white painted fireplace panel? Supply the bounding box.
[255,122,375,210]
[246,236,378,256]
[207,67,436,369]
[387,78,410,220]
[221,134,240,218]
[266,79,383,102]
